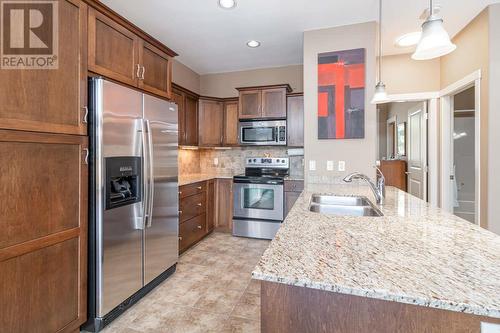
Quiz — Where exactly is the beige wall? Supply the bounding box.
[381,54,441,94]
[440,8,490,231]
[304,22,377,184]
[200,65,303,98]
[172,59,201,94]
[488,4,500,235]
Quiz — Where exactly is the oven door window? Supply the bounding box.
[242,127,275,142]
[243,188,275,210]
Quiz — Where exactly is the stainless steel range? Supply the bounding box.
[233,157,289,239]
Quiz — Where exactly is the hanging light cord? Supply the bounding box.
[378,0,382,83]
[429,0,434,17]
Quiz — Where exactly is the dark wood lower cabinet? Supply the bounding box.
[380,160,407,191]
[0,130,87,333]
[261,281,500,333]
[178,180,215,254]
[215,179,233,233]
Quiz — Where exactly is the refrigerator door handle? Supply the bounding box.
[145,119,155,228]
[140,119,149,230]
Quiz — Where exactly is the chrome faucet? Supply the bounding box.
[343,167,386,204]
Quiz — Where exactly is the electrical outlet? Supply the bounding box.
[481,322,500,333]
[338,161,346,172]
[327,160,334,171]
[213,158,219,166]
[309,160,316,171]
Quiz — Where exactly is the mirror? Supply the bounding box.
[397,122,406,156]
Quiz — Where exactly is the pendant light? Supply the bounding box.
[371,0,389,104]
[412,0,456,60]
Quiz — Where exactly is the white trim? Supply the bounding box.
[386,92,440,102]
[427,98,439,207]
[439,71,481,226]
[439,70,481,97]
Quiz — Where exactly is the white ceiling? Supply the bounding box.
[101,0,500,74]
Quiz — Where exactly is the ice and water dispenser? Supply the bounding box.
[105,157,142,210]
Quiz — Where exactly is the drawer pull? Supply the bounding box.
[197,203,202,207]
[179,191,182,195]
[197,186,202,190]
[178,236,182,241]
[197,225,202,229]
[179,210,183,215]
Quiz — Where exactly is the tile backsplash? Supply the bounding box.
[179,147,304,177]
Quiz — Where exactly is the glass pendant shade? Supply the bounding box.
[412,17,456,60]
[371,82,390,104]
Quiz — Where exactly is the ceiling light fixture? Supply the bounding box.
[395,31,422,48]
[412,0,456,60]
[371,0,390,104]
[246,40,261,48]
[218,0,236,9]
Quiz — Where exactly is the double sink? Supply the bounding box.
[309,194,383,217]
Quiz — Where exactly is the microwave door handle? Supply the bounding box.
[145,120,154,228]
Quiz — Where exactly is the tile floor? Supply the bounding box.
[98,232,270,333]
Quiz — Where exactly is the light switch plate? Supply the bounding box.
[309,160,316,171]
[481,322,500,333]
[327,160,334,171]
[213,158,219,166]
[338,161,346,172]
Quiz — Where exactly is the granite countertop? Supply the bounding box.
[179,173,235,186]
[252,184,500,319]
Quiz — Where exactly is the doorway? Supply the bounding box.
[377,101,428,201]
[451,87,476,223]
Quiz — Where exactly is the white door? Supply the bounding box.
[407,102,428,200]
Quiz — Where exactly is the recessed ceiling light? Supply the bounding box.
[218,0,236,9]
[246,40,261,48]
[395,32,422,48]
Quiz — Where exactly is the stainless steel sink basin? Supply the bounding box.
[311,194,370,206]
[309,195,383,217]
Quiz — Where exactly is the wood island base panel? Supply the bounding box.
[261,281,500,333]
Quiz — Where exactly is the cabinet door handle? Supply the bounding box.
[136,64,141,78]
[82,106,88,124]
[179,210,183,215]
[141,66,145,80]
[197,225,202,229]
[197,186,202,190]
[178,236,183,241]
[178,191,182,195]
[83,148,89,165]
[197,203,202,207]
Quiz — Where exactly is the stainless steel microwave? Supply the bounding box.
[238,120,286,146]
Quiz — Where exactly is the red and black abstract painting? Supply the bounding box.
[318,48,365,139]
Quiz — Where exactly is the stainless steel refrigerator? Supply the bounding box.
[84,78,178,332]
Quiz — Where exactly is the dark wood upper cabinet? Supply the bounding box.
[223,99,239,146]
[237,84,292,119]
[0,130,88,333]
[198,98,224,147]
[138,41,172,99]
[88,7,174,99]
[0,0,88,136]
[172,84,198,146]
[262,88,287,118]
[238,90,262,119]
[287,93,304,147]
[184,94,199,146]
[88,7,139,87]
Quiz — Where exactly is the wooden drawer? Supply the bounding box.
[179,192,206,223]
[284,180,304,193]
[179,181,206,199]
[179,214,206,253]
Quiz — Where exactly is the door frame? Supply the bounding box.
[439,70,481,225]
[384,92,439,206]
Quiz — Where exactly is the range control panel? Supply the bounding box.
[245,157,289,169]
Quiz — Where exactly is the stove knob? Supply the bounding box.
[248,159,252,163]
[282,159,286,163]
[253,159,257,162]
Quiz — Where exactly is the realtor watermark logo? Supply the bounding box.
[1,0,58,69]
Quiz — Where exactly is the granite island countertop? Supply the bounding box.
[252,184,500,319]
